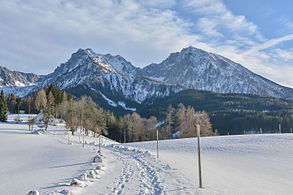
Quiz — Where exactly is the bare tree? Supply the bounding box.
[35,89,47,112]
[28,118,35,131]
[175,103,187,135]
[181,106,196,138]
[195,111,213,136]
[164,104,174,139]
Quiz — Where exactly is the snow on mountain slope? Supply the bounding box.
[127,134,293,195]
[0,66,40,87]
[143,46,293,100]
[0,66,42,97]
[1,46,293,106]
[41,48,181,104]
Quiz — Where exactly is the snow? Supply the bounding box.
[85,49,117,73]
[118,101,136,111]
[1,114,293,194]
[15,81,25,87]
[0,114,116,195]
[126,134,293,194]
[98,91,136,111]
[99,92,118,107]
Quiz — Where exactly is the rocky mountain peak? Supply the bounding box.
[1,46,293,107]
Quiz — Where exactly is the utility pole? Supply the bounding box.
[156,129,159,159]
[196,124,203,189]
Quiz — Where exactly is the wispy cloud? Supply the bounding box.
[0,0,293,88]
[0,0,197,73]
[244,34,293,54]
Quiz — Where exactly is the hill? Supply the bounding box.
[138,89,293,135]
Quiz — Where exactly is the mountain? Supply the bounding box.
[1,46,293,112]
[0,66,40,87]
[42,48,180,106]
[0,49,181,111]
[0,66,43,97]
[143,47,293,100]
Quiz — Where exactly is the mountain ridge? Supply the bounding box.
[142,46,293,100]
[1,47,293,110]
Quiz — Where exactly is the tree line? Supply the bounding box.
[6,84,72,115]
[139,89,293,135]
[3,85,214,142]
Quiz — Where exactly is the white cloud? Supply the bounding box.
[0,0,198,73]
[244,34,293,54]
[184,0,259,39]
[275,49,293,61]
[0,0,293,88]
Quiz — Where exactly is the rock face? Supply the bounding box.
[41,48,180,104]
[142,46,293,100]
[0,66,40,87]
[0,49,180,104]
[1,46,293,109]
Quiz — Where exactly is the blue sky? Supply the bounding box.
[0,0,293,87]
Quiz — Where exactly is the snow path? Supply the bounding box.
[84,145,195,194]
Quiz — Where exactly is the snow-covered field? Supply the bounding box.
[1,114,293,194]
[127,134,293,194]
[0,115,116,195]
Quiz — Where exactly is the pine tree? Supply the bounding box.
[0,90,8,122]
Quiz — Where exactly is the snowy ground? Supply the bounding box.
[1,114,293,194]
[126,134,293,195]
[0,115,115,195]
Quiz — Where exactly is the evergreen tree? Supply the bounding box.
[7,93,17,113]
[0,90,8,122]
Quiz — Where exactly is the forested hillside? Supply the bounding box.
[138,89,293,135]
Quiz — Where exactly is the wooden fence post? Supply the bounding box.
[83,130,85,148]
[124,128,126,143]
[157,129,159,159]
[67,130,70,144]
[196,124,203,189]
[99,135,101,154]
